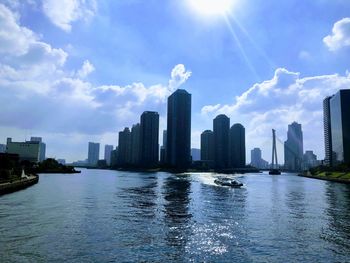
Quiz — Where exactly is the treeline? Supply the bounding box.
[0,154,22,182]
[32,158,79,174]
[0,154,79,182]
[309,163,350,175]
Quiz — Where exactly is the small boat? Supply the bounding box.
[269,169,281,175]
[214,178,243,188]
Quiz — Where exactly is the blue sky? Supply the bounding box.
[1,0,350,162]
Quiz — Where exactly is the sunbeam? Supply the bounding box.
[223,14,261,81]
[226,12,276,69]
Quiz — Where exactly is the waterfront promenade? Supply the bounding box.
[0,175,39,196]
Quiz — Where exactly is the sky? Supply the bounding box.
[0,0,350,163]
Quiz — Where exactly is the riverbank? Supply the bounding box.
[0,175,39,196]
[299,171,350,184]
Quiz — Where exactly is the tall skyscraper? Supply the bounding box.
[323,96,333,166]
[251,148,262,168]
[284,122,303,171]
[229,123,246,168]
[104,144,114,166]
[251,148,269,169]
[110,147,118,168]
[131,124,141,166]
[166,89,191,169]
[213,114,230,169]
[329,90,350,165]
[200,130,214,161]
[88,142,100,167]
[160,130,167,164]
[140,111,159,167]
[30,137,46,162]
[118,128,132,166]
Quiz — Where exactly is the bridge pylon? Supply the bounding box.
[269,129,281,175]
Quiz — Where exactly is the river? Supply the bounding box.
[1,169,350,262]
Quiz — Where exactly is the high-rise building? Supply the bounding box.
[118,128,132,166]
[131,124,141,166]
[30,137,46,162]
[160,130,167,164]
[166,89,191,169]
[140,111,159,167]
[329,90,350,165]
[88,142,100,166]
[200,130,214,161]
[251,148,269,169]
[284,122,303,171]
[323,96,333,166]
[213,114,230,169]
[229,123,246,168]
[251,148,262,168]
[110,147,118,168]
[6,138,41,163]
[104,144,114,166]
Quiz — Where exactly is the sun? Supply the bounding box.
[188,0,235,16]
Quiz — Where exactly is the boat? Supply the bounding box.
[269,169,281,175]
[214,178,243,188]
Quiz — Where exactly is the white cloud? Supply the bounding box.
[324,17,350,51]
[201,104,221,115]
[42,0,97,32]
[0,4,36,55]
[0,13,191,136]
[0,4,67,66]
[201,68,350,161]
[0,3,67,94]
[1,0,20,10]
[77,60,95,78]
[0,4,192,141]
[89,64,191,127]
[168,64,192,90]
[0,65,191,135]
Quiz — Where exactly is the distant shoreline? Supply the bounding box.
[80,166,261,174]
[36,169,81,174]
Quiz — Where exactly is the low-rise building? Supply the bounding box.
[303,151,319,170]
[6,138,42,163]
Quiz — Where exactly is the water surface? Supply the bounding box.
[1,169,350,262]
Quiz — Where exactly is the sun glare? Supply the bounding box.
[188,0,235,16]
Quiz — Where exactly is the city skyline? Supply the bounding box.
[1,1,350,162]
[2,87,350,167]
